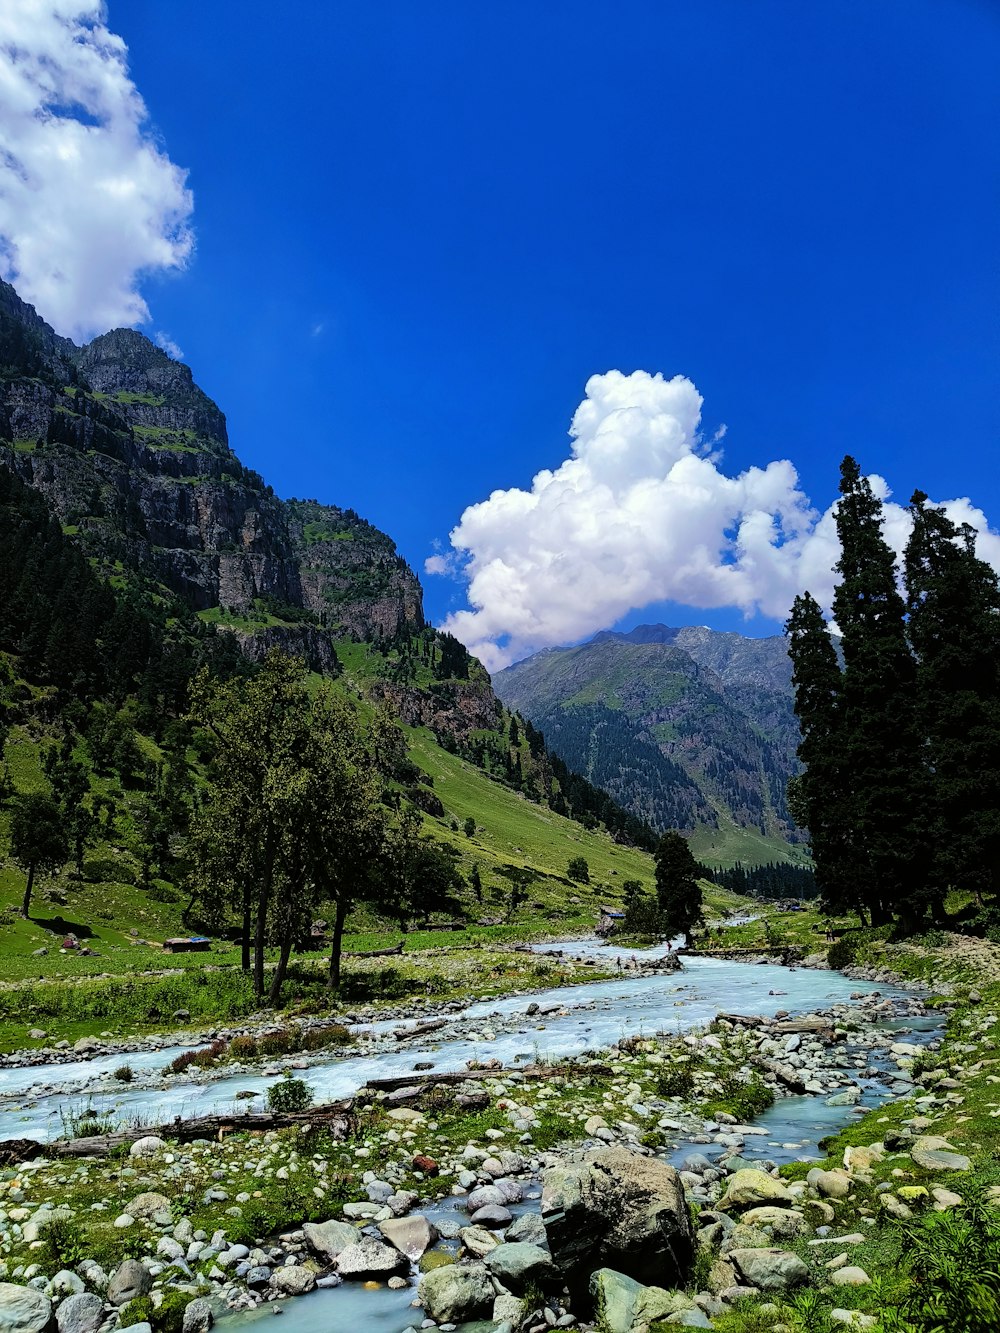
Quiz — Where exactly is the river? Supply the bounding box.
[0,944,939,1333]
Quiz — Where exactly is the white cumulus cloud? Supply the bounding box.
[429,370,1000,671]
[0,1,193,340]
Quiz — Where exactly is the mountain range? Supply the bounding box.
[494,623,807,865]
[0,275,807,870]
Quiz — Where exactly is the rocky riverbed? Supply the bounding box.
[0,949,951,1333]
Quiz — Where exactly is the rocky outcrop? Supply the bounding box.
[0,278,423,662]
[541,1147,694,1298]
[370,676,503,742]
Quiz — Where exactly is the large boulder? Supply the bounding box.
[106,1261,152,1307]
[180,1299,213,1333]
[269,1267,316,1296]
[588,1269,696,1333]
[0,1284,54,1333]
[335,1237,407,1279]
[728,1247,810,1291]
[911,1136,971,1172]
[127,1192,171,1220]
[56,1293,103,1333]
[541,1147,694,1297]
[302,1220,360,1262]
[379,1215,437,1261]
[418,1263,494,1323]
[716,1169,792,1211]
[128,1137,166,1159]
[485,1242,555,1291]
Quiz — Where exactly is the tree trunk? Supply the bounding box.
[21,864,35,918]
[267,929,293,1006]
[253,885,268,998]
[328,898,347,991]
[241,894,252,973]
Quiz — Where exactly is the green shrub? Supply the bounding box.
[228,1034,259,1060]
[300,1024,352,1050]
[117,1292,190,1333]
[654,1063,695,1099]
[259,1027,296,1056]
[169,1040,226,1074]
[267,1076,312,1113]
[113,1063,134,1082]
[827,935,858,970]
[878,1193,1000,1331]
[41,1218,88,1269]
[711,1072,775,1122]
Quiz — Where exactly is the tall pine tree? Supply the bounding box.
[831,457,930,925]
[785,592,857,915]
[905,493,1000,904]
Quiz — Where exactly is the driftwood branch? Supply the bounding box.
[0,1101,355,1165]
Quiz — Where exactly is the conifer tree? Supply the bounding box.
[785,592,857,915]
[905,493,1000,903]
[832,456,930,925]
[654,830,702,945]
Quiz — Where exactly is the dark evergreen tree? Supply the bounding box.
[785,592,858,915]
[905,493,1000,904]
[654,830,702,945]
[832,456,930,925]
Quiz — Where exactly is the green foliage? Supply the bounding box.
[654,1063,696,1099]
[654,830,702,943]
[708,1071,774,1121]
[0,969,257,1029]
[9,788,68,914]
[117,1293,190,1333]
[113,1063,133,1082]
[827,934,859,970]
[879,1193,1000,1331]
[228,1034,258,1059]
[266,1075,312,1113]
[40,1218,88,1270]
[567,855,590,883]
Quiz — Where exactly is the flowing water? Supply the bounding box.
[0,952,913,1142]
[0,944,936,1333]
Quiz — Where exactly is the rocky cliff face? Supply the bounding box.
[0,280,424,662]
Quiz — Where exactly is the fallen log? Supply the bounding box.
[363,1062,611,1095]
[0,1101,356,1165]
[344,941,405,959]
[392,1017,448,1041]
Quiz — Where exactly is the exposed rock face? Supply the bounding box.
[541,1147,694,1299]
[0,279,424,670]
[370,676,503,743]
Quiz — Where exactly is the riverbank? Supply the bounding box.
[0,942,953,1333]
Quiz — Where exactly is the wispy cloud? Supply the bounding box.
[0,1,194,339]
[428,370,1000,670]
[153,330,183,360]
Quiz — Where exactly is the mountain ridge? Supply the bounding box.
[494,624,805,861]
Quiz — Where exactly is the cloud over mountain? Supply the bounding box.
[429,370,1000,671]
[0,1,193,339]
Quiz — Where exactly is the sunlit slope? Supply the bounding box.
[407,727,749,924]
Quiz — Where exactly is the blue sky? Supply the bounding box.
[2,2,999,665]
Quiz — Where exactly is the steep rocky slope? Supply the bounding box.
[494,625,803,848]
[0,279,423,670]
